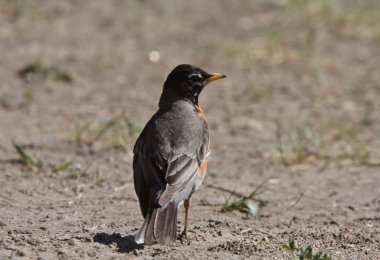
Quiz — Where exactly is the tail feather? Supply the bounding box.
[135,201,178,245]
[155,201,177,245]
[134,211,151,244]
[145,208,158,245]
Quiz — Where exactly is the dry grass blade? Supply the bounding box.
[208,178,271,216]
[73,116,142,149]
[90,119,117,143]
[50,162,72,173]
[275,120,288,166]
[12,142,42,172]
[18,62,72,83]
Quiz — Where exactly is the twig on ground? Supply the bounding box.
[284,191,304,211]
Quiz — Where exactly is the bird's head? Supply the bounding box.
[161,64,226,106]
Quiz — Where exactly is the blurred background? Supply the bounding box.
[0,0,379,258]
[1,0,379,168]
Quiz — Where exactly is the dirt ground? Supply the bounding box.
[0,1,379,259]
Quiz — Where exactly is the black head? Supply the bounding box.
[161,64,226,106]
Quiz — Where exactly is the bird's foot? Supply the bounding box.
[179,229,187,239]
[179,231,190,245]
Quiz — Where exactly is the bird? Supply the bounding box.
[133,64,226,245]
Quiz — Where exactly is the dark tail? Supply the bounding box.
[135,201,178,245]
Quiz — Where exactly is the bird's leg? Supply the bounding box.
[182,199,190,237]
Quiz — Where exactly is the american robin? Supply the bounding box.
[133,64,226,245]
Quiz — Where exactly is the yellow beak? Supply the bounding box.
[204,73,227,84]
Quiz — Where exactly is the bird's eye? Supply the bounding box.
[188,74,202,83]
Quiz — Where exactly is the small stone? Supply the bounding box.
[84,237,92,242]
[59,234,71,241]
[16,250,25,257]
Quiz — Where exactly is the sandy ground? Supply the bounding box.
[0,1,379,259]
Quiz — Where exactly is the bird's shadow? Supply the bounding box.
[93,232,144,253]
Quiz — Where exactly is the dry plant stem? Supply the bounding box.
[206,184,244,197]
[207,177,272,199]
[284,191,304,211]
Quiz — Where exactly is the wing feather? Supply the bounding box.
[133,103,210,210]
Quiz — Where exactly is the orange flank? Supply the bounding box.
[200,158,208,182]
[195,105,208,125]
